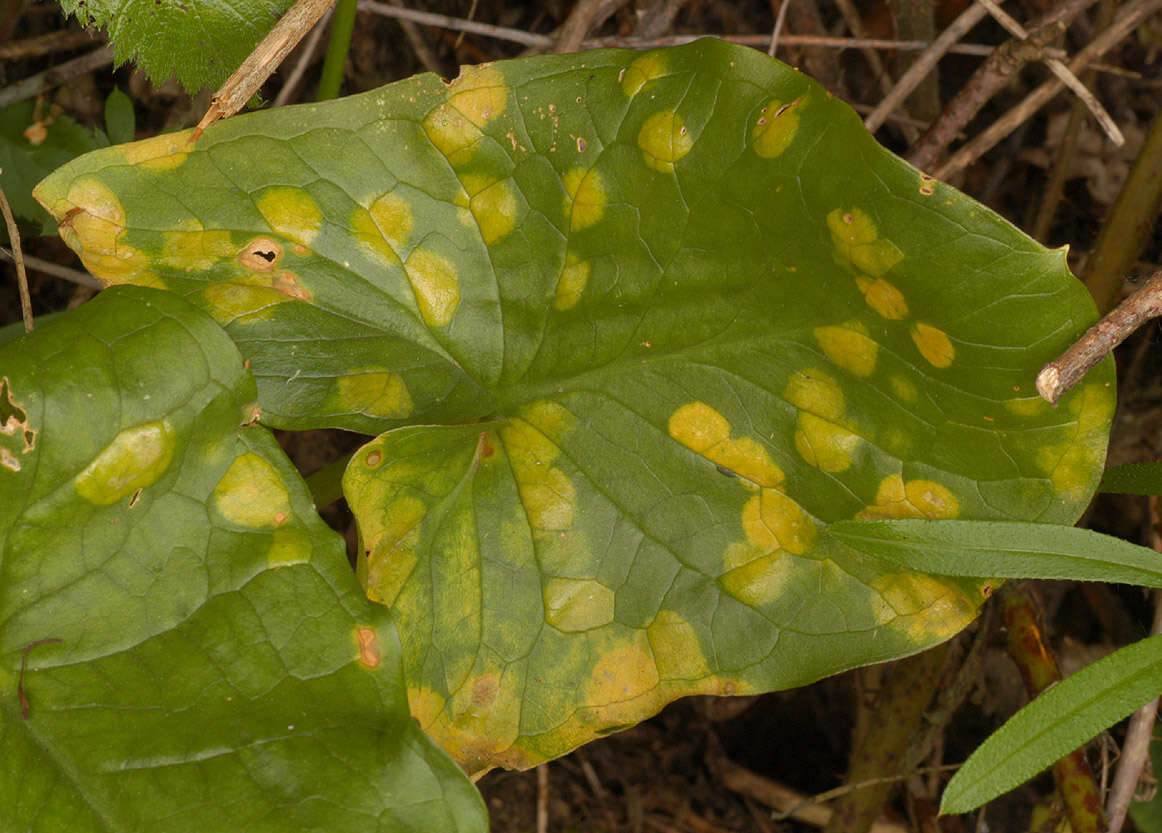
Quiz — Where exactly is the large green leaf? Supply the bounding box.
[0,286,485,832]
[34,40,1114,773]
[58,0,294,90]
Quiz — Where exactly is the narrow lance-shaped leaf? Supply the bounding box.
[0,286,486,833]
[941,634,1162,815]
[35,40,1115,773]
[828,519,1162,587]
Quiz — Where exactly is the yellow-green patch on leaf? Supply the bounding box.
[637,110,694,174]
[255,186,323,248]
[336,369,414,419]
[544,577,615,632]
[75,420,176,505]
[404,248,461,327]
[814,321,878,377]
[213,452,292,528]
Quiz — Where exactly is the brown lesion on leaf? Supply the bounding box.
[272,271,312,301]
[237,237,282,272]
[355,626,381,669]
[1,376,36,471]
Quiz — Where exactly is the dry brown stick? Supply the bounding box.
[555,0,631,54]
[936,0,1162,179]
[908,0,1098,170]
[536,763,549,833]
[767,0,795,57]
[975,0,1122,145]
[832,0,896,98]
[272,6,333,106]
[359,0,555,47]
[864,1,989,133]
[1105,586,1162,833]
[591,33,1008,55]
[716,758,910,833]
[195,0,336,139]
[0,29,101,61]
[0,46,114,110]
[0,249,100,289]
[1036,269,1162,404]
[381,0,444,74]
[0,183,32,332]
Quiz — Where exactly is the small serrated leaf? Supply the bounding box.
[57,0,295,90]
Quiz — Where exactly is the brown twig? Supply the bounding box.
[0,29,102,61]
[975,0,1122,145]
[864,2,989,133]
[890,0,940,122]
[1105,585,1162,833]
[907,0,1098,170]
[18,638,63,719]
[935,0,1162,179]
[0,248,99,289]
[272,6,333,106]
[536,762,550,833]
[767,0,794,57]
[554,0,631,54]
[1036,269,1162,404]
[0,46,114,110]
[0,183,32,332]
[194,0,336,139]
[382,0,444,74]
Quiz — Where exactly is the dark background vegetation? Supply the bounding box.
[3,1,1162,831]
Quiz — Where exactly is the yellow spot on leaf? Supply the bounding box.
[267,527,311,567]
[911,323,954,368]
[637,110,694,174]
[795,414,859,471]
[469,178,518,244]
[554,252,590,311]
[856,276,909,319]
[446,64,507,127]
[814,321,878,377]
[336,368,414,419]
[1005,397,1046,417]
[422,105,482,167]
[213,452,291,528]
[162,227,236,271]
[355,626,381,669]
[890,376,917,403]
[856,474,959,519]
[74,420,175,505]
[56,178,160,287]
[621,52,667,97]
[1036,385,1112,500]
[785,369,845,421]
[520,399,574,442]
[647,610,710,680]
[827,208,903,276]
[752,98,802,159]
[255,187,322,247]
[203,284,288,324]
[352,207,402,266]
[741,488,816,554]
[668,402,783,488]
[543,577,615,631]
[722,551,796,607]
[562,167,606,231]
[370,192,413,249]
[587,635,659,706]
[408,686,445,730]
[501,417,576,532]
[120,129,192,171]
[362,495,425,606]
[404,248,460,327]
[871,573,977,642]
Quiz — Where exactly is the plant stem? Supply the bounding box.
[304,452,353,508]
[1082,104,1162,314]
[317,0,357,101]
[0,183,32,332]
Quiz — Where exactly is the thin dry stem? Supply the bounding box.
[1036,270,1162,404]
[767,0,794,57]
[936,0,1162,178]
[0,46,113,109]
[864,1,989,133]
[272,7,333,106]
[0,182,32,332]
[0,29,102,61]
[195,0,335,138]
[1105,586,1162,833]
[536,763,550,833]
[976,0,1122,145]
[555,0,630,53]
[0,249,100,289]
